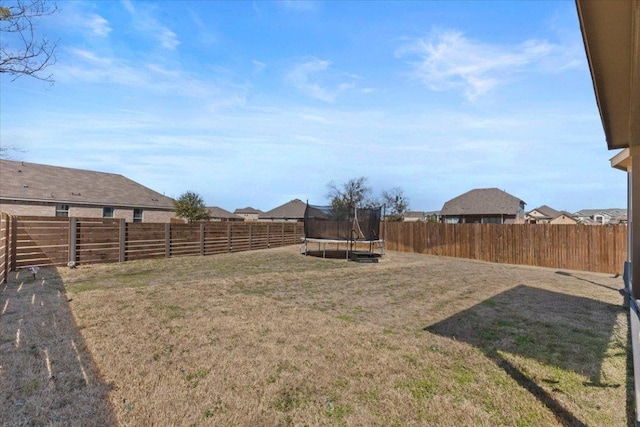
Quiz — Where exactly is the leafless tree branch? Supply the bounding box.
[1,0,58,82]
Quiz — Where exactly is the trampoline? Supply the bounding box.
[302,202,385,260]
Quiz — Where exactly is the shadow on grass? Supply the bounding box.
[426,284,625,427]
[0,267,116,426]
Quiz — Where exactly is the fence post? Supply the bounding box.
[119,218,126,262]
[200,223,205,256]
[1,213,7,283]
[293,223,297,244]
[165,223,171,258]
[281,223,285,246]
[249,223,253,250]
[9,216,16,271]
[227,223,232,252]
[69,217,77,265]
[267,224,270,248]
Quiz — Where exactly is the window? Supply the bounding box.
[55,204,69,217]
[483,217,502,224]
[103,207,114,218]
[133,208,143,223]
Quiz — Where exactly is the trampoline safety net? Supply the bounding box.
[304,203,382,241]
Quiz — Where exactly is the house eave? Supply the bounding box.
[576,0,640,150]
[611,148,631,172]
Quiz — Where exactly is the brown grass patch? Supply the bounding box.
[2,246,629,426]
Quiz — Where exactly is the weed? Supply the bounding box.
[396,376,436,400]
[482,299,497,307]
[184,368,210,387]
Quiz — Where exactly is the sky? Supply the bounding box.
[0,0,628,213]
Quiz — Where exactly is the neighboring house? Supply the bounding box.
[525,205,578,225]
[574,208,627,225]
[403,210,441,222]
[549,212,579,225]
[233,206,262,222]
[610,214,628,225]
[403,211,426,222]
[440,188,526,224]
[258,199,306,222]
[206,206,244,222]
[525,205,561,224]
[0,159,176,222]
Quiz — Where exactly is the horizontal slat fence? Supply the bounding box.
[14,216,69,269]
[1,216,303,278]
[384,222,627,274]
[0,214,627,282]
[1,213,11,284]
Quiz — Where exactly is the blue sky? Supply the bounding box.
[0,0,627,213]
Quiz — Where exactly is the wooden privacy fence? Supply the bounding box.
[0,215,303,279]
[384,222,627,274]
[1,213,12,285]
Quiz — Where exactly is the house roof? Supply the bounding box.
[404,211,425,218]
[527,205,561,218]
[575,208,627,218]
[0,159,175,209]
[259,199,306,219]
[440,188,525,216]
[234,207,262,214]
[206,206,242,219]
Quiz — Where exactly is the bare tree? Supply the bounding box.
[326,176,376,212]
[1,0,58,82]
[381,187,409,221]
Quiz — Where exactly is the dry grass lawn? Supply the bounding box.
[1,246,630,426]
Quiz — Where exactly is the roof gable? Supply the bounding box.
[532,205,561,218]
[206,206,242,219]
[234,207,262,214]
[0,159,175,209]
[441,188,525,216]
[259,199,306,219]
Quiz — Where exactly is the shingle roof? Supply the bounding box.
[0,159,175,209]
[404,211,425,218]
[234,207,262,214]
[528,205,561,218]
[259,199,306,219]
[440,188,525,216]
[206,206,243,219]
[575,208,627,218]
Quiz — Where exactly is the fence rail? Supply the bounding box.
[384,222,627,274]
[0,215,303,282]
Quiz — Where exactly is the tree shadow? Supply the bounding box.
[0,267,116,426]
[425,285,625,427]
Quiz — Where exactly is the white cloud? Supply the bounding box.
[87,14,112,37]
[121,0,180,50]
[285,58,357,102]
[253,60,267,73]
[277,1,319,12]
[396,29,573,101]
[58,48,242,100]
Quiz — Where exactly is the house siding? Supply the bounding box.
[144,210,176,223]
[0,201,54,216]
[550,215,578,225]
[0,200,175,222]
